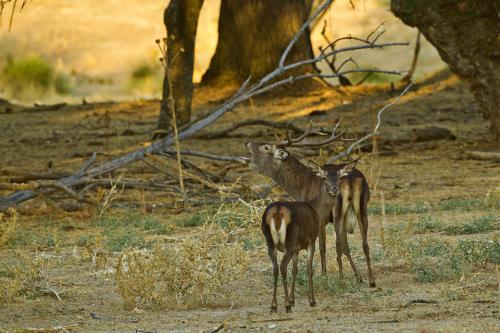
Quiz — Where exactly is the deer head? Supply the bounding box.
[241,121,344,178]
[308,160,356,196]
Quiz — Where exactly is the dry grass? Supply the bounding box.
[115,222,250,309]
[0,254,47,303]
[0,209,18,248]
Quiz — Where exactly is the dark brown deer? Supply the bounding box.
[319,162,374,287]
[242,122,376,287]
[262,162,349,313]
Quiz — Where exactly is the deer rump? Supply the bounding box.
[328,165,370,235]
[262,201,319,252]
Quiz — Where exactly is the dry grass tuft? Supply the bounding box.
[115,222,250,309]
[0,208,18,248]
[0,254,47,303]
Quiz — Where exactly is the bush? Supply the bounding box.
[115,223,249,309]
[94,212,166,251]
[128,62,162,94]
[407,237,499,283]
[443,215,498,235]
[1,54,71,99]
[0,255,46,303]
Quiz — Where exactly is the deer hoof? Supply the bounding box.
[285,305,292,313]
[270,305,277,313]
[310,300,317,307]
[369,281,376,288]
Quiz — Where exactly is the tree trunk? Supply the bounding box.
[201,0,316,87]
[157,0,204,136]
[391,0,500,143]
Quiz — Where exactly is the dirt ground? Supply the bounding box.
[0,73,499,332]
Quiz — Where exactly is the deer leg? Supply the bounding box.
[360,196,376,287]
[318,220,327,276]
[342,230,362,283]
[290,253,298,307]
[334,209,344,279]
[335,199,349,279]
[280,250,293,313]
[307,242,316,307]
[268,247,279,313]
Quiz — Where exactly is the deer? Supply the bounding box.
[241,121,376,287]
[262,161,353,313]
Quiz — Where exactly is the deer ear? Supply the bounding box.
[273,148,289,161]
[308,161,327,177]
[339,162,356,178]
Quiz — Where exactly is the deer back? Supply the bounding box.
[262,201,320,252]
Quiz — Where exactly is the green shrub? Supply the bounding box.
[436,198,483,211]
[414,215,443,233]
[2,54,71,98]
[105,229,143,252]
[128,62,162,94]
[95,212,165,251]
[443,215,498,235]
[177,213,205,227]
[407,237,499,283]
[368,201,428,216]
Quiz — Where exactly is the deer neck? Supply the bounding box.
[307,184,335,219]
[274,156,318,201]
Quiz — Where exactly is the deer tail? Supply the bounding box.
[345,205,357,234]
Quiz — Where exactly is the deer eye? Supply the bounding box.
[259,144,271,152]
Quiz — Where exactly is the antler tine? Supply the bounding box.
[288,120,346,148]
[278,121,325,146]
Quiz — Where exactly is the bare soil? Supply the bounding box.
[0,74,498,332]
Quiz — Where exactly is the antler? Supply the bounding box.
[277,120,345,148]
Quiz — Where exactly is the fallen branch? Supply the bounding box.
[464,150,500,162]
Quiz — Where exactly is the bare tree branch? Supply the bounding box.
[327,83,414,163]
[196,119,306,139]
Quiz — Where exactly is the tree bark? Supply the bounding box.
[157,0,204,136]
[201,0,316,87]
[391,0,500,143]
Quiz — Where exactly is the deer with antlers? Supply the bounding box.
[242,121,376,287]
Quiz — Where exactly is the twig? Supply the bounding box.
[208,323,225,333]
[38,268,63,302]
[76,152,97,177]
[98,174,123,217]
[401,31,421,82]
[402,299,438,308]
[159,40,186,198]
[327,83,413,163]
